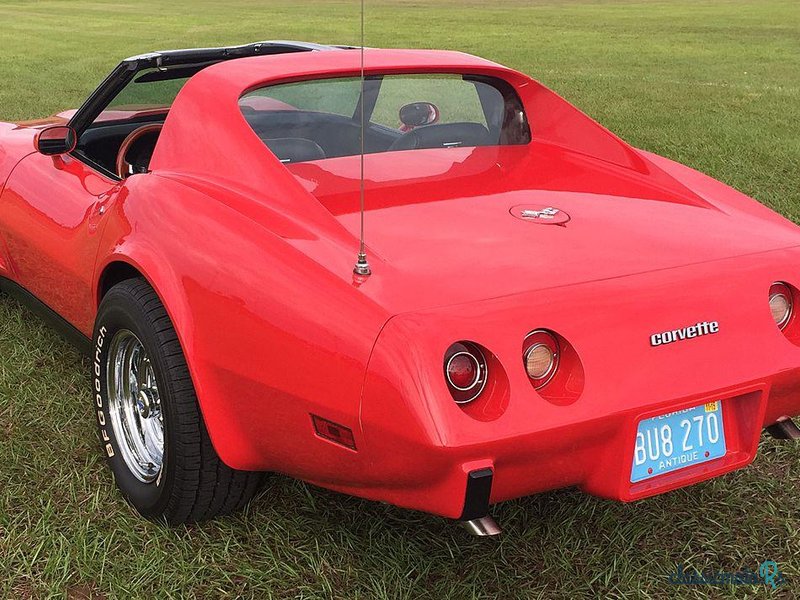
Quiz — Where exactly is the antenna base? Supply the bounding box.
[353,252,371,276]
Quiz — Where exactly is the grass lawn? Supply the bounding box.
[1,0,799,597]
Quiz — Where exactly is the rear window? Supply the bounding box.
[239,74,530,164]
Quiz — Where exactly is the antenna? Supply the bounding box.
[353,0,371,277]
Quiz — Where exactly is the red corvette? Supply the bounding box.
[2,41,799,535]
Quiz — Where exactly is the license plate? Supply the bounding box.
[631,401,726,483]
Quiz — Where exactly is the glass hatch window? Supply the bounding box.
[239,74,530,164]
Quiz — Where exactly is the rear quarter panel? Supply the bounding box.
[96,173,391,473]
[640,149,796,225]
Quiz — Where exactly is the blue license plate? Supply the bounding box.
[631,401,726,483]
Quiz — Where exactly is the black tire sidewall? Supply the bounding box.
[93,290,176,518]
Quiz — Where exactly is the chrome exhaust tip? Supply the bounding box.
[461,515,502,537]
[766,417,800,439]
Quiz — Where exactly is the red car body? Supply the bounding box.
[1,44,799,522]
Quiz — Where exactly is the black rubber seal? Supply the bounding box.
[459,467,494,521]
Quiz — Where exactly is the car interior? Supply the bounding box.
[77,116,167,177]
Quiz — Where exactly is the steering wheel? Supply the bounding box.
[116,123,163,179]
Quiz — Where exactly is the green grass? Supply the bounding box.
[1,0,799,597]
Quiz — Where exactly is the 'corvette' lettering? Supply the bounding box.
[650,321,719,347]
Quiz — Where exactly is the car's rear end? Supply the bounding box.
[349,245,800,521]
[280,140,800,526]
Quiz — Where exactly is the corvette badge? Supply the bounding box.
[510,204,571,225]
[650,321,719,346]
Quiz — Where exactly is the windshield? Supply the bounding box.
[239,74,530,164]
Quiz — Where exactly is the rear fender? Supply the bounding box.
[95,174,390,472]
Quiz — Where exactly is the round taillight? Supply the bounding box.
[770,282,793,330]
[523,330,559,389]
[444,342,487,404]
[526,344,555,379]
[446,353,479,389]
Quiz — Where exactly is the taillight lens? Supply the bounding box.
[770,282,793,330]
[444,342,487,404]
[523,330,559,389]
[447,353,479,389]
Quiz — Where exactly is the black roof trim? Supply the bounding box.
[121,40,342,70]
[68,40,343,134]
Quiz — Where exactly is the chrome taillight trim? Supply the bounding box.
[445,351,481,392]
[770,282,794,330]
[523,329,560,390]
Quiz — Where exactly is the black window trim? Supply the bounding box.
[65,41,343,179]
[67,41,340,136]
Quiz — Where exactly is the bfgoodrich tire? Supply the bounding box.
[92,278,261,523]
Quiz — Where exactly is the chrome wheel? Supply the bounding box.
[106,329,164,483]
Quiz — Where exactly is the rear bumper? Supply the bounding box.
[491,383,768,505]
[338,376,793,520]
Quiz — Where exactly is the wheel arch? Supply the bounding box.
[93,250,239,456]
[95,257,191,341]
[96,260,145,306]
[93,251,196,371]
[91,239,279,473]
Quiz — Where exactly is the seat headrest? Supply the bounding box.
[263,137,326,163]
[389,123,494,152]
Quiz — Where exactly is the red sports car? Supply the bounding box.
[1,41,798,536]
